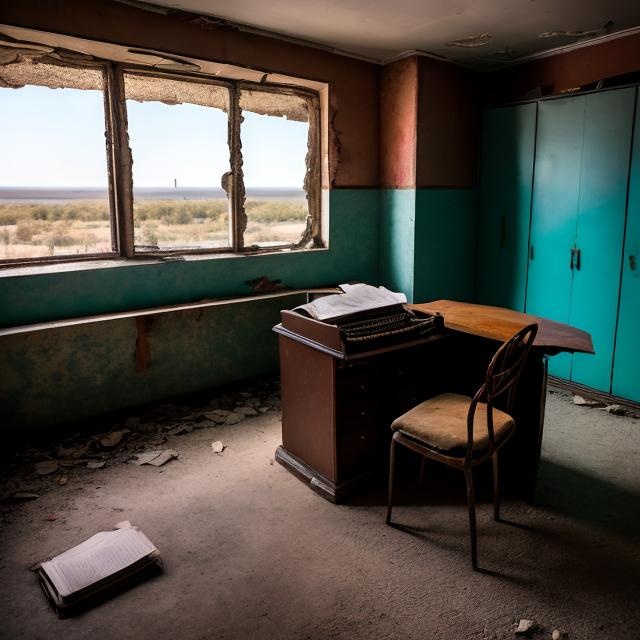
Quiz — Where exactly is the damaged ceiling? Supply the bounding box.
[124,0,640,69]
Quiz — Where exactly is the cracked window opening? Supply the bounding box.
[124,72,232,252]
[239,89,313,248]
[0,57,114,260]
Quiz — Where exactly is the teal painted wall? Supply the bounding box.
[0,189,381,432]
[379,188,477,303]
[379,189,416,299]
[414,189,477,303]
[0,294,307,432]
[0,190,380,327]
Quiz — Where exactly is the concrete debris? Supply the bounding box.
[224,412,246,425]
[604,404,628,416]
[572,395,604,408]
[57,444,90,459]
[515,619,535,636]
[211,441,225,454]
[204,409,232,424]
[133,449,179,466]
[100,430,129,449]
[3,374,280,501]
[7,492,39,502]
[552,630,561,640]
[168,424,193,436]
[235,406,258,416]
[125,416,140,429]
[35,460,59,475]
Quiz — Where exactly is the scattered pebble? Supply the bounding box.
[211,441,225,454]
[515,619,535,636]
[87,460,106,470]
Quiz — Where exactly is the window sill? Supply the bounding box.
[0,245,329,279]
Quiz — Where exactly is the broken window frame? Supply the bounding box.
[0,55,323,267]
[0,55,120,265]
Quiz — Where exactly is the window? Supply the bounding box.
[0,53,322,265]
[0,60,114,261]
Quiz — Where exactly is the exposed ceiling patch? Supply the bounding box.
[539,20,614,39]
[446,32,492,48]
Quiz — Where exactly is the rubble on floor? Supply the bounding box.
[573,394,639,418]
[0,376,281,505]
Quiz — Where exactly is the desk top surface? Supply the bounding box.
[412,300,594,355]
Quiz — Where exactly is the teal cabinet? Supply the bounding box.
[612,88,640,402]
[476,104,537,311]
[525,88,635,390]
[569,88,636,391]
[526,95,585,379]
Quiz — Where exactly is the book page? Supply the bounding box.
[294,283,407,321]
[41,527,157,598]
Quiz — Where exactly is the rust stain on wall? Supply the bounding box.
[135,316,153,372]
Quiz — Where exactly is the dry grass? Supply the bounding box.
[0,197,308,258]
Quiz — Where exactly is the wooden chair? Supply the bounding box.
[385,323,538,569]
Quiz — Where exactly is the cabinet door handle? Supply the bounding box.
[570,247,575,270]
[629,254,636,271]
[575,248,581,271]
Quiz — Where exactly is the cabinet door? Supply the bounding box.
[570,88,636,392]
[476,104,537,311]
[526,96,584,379]
[612,88,640,402]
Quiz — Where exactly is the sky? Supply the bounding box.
[0,85,308,189]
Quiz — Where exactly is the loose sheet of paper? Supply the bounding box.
[295,283,407,321]
[41,527,157,597]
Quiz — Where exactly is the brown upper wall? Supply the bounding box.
[416,57,477,189]
[0,0,380,188]
[482,32,640,105]
[379,56,418,189]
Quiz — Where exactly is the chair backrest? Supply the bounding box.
[466,323,538,460]
[485,323,538,412]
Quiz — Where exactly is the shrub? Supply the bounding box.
[15,223,35,242]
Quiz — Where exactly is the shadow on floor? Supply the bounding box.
[536,459,640,542]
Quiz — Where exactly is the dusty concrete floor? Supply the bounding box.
[1,386,639,639]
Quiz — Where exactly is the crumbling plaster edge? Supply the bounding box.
[0,246,330,279]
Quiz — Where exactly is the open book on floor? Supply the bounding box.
[32,521,162,617]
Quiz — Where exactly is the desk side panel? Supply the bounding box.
[279,336,336,482]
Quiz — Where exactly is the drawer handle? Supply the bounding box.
[630,254,637,271]
[360,411,366,416]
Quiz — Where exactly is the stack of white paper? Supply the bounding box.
[295,283,407,321]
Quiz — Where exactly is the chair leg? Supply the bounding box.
[492,451,500,522]
[419,455,427,485]
[464,467,478,570]
[386,435,397,525]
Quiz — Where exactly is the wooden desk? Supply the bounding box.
[275,301,593,503]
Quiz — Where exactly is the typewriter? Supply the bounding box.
[277,304,444,357]
[334,305,443,353]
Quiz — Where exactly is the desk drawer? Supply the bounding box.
[337,426,382,482]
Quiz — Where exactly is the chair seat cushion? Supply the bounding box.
[391,393,515,454]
